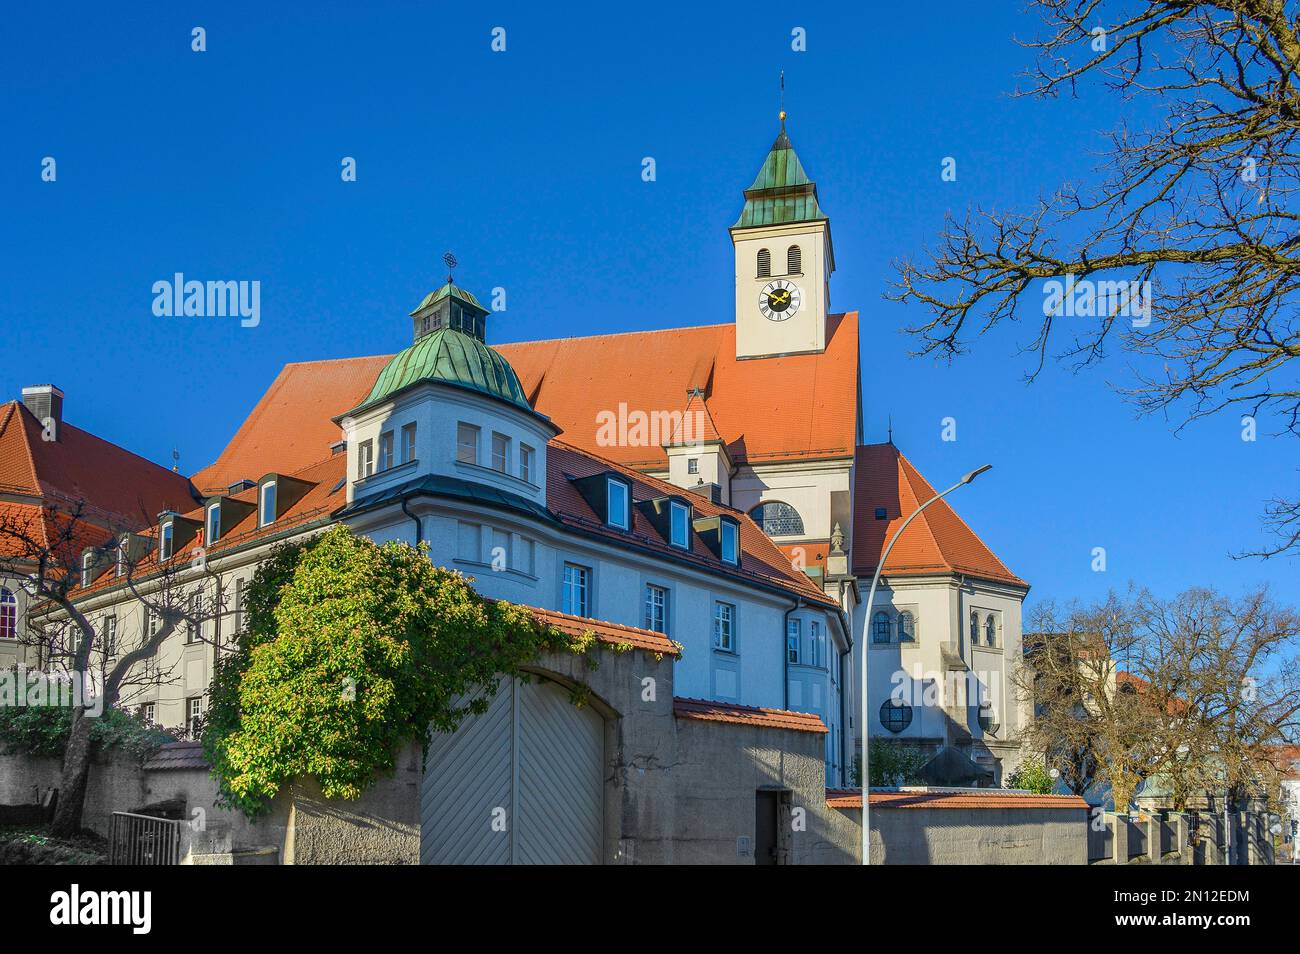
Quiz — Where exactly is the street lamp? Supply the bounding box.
[860,463,992,866]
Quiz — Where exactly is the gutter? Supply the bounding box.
[401,497,423,548]
[784,596,803,711]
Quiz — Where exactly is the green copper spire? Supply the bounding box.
[733,121,827,228]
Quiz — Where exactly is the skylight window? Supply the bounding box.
[720,519,740,565]
[670,501,690,549]
[260,482,277,528]
[606,477,630,530]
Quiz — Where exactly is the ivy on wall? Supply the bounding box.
[204,526,581,818]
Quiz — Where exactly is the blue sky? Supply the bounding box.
[2,1,1295,608]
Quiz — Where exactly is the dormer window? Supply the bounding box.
[721,519,740,565]
[669,500,691,549]
[81,551,94,588]
[160,520,174,561]
[207,503,221,545]
[606,476,630,530]
[116,538,128,578]
[260,481,277,528]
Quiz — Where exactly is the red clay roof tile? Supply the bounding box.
[674,697,828,733]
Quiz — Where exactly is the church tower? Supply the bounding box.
[731,115,835,360]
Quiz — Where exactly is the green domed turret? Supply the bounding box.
[350,325,532,415]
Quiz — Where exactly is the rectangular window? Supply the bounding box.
[457,522,481,562]
[145,608,160,639]
[187,696,203,737]
[378,431,394,471]
[562,563,590,617]
[670,501,690,549]
[116,539,127,578]
[139,701,156,724]
[810,621,822,667]
[82,552,94,588]
[644,584,668,634]
[102,616,117,656]
[713,602,735,652]
[517,538,535,576]
[491,432,510,473]
[721,520,739,565]
[401,422,417,463]
[457,423,479,464]
[260,481,277,527]
[519,443,535,484]
[606,477,630,530]
[787,619,802,663]
[207,505,221,545]
[490,528,512,570]
[358,441,374,480]
[186,592,201,643]
[233,578,245,634]
[160,522,173,561]
[687,458,699,475]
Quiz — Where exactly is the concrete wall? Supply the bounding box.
[829,803,1087,865]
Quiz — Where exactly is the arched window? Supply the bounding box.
[787,244,802,274]
[985,615,998,646]
[898,611,915,642]
[756,248,771,278]
[872,611,891,644]
[0,588,16,640]
[749,501,804,537]
[880,700,913,733]
[969,610,978,645]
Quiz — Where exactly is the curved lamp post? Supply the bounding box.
[860,463,992,866]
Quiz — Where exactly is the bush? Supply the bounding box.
[0,701,173,762]
[1006,756,1057,794]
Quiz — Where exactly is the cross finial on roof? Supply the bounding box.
[443,250,457,284]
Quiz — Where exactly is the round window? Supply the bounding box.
[879,700,913,734]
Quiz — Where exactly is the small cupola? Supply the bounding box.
[410,254,490,343]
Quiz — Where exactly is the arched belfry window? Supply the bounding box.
[749,500,804,537]
[787,245,802,275]
[757,248,771,278]
[985,615,998,647]
[969,610,979,646]
[872,611,891,644]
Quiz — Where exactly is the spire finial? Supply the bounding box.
[442,250,457,285]
[779,70,786,126]
[887,415,894,444]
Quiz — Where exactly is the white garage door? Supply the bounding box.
[420,675,604,865]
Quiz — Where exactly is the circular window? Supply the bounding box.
[879,700,913,734]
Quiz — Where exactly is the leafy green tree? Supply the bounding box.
[1006,756,1056,795]
[204,526,574,818]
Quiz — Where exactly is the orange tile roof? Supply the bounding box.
[0,400,197,552]
[548,440,837,608]
[500,317,860,469]
[191,357,389,494]
[526,605,680,657]
[825,789,1089,810]
[852,443,1025,587]
[190,318,861,489]
[674,697,828,733]
[70,454,348,600]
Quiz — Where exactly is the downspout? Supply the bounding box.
[838,579,851,788]
[401,497,423,548]
[783,597,803,711]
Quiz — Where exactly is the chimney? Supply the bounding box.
[21,385,64,442]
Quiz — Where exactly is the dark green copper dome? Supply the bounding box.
[349,327,532,415]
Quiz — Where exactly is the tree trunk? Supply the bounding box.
[1111,776,1135,817]
[49,709,94,837]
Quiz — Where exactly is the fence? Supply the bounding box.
[1127,816,1148,859]
[1087,816,1113,862]
[107,811,184,865]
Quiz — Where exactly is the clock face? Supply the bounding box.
[759,280,802,321]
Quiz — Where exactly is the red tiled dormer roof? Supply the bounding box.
[0,400,196,541]
[852,443,1025,588]
[548,440,837,608]
[674,697,827,733]
[190,318,861,490]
